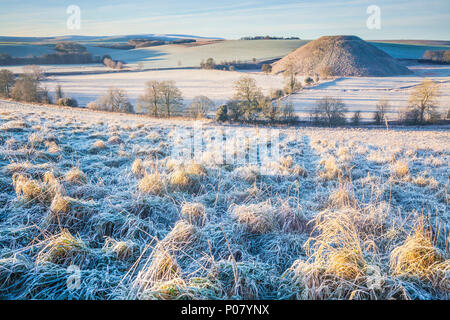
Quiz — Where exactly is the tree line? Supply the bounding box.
[0,66,445,125]
[0,66,78,106]
[0,42,97,66]
[422,50,450,64]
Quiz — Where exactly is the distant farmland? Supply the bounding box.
[1,40,450,70]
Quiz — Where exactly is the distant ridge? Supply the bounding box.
[272,35,413,77]
[0,34,223,43]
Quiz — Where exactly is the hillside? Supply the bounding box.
[272,35,413,76]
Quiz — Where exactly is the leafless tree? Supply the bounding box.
[189,96,214,118]
[311,97,347,127]
[0,69,15,98]
[408,79,440,123]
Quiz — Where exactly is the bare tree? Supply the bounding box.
[351,111,361,126]
[55,84,64,101]
[374,99,390,124]
[283,60,301,94]
[262,64,272,74]
[262,98,279,122]
[0,69,15,98]
[159,81,183,118]
[233,76,264,120]
[189,96,214,118]
[98,88,133,113]
[408,79,440,123]
[11,74,40,102]
[23,65,44,81]
[200,58,216,70]
[138,81,163,117]
[311,97,347,127]
[280,100,296,122]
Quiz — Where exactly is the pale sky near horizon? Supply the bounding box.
[0,0,449,40]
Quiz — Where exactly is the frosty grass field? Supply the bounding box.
[0,100,448,299]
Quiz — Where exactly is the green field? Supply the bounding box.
[1,39,449,69]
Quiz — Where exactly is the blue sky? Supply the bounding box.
[0,0,449,40]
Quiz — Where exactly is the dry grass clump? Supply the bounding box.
[44,141,61,154]
[424,155,444,167]
[132,221,198,298]
[291,165,308,178]
[12,172,61,204]
[103,238,135,260]
[276,156,307,177]
[12,174,43,203]
[138,172,165,195]
[163,220,197,246]
[391,160,409,178]
[108,135,122,144]
[181,202,207,226]
[305,209,367,280]
[27,133,44,146]
[413,175,438,189]
[140,278,187,300]
[46,194,94,228]
[131,159,145,177]
[165,158,181,171]
[390,218,448,288]
[337,147,352,162]
[184,163,207,176]
[65,167,87,185]
[283,207,423,299]
[5,161,52,177]
[232,166,260,183]
[168,168,200,193]
[319,157,340,180]
[49,193,70,214]
[35,230,88,266]
[279,155,294,169]
[137,275,220,300]
[133,248,181,294]
[284,209,370,299]
[43,172,62,198]
[231,201,276,234]
[147,131,161,142]
[1,120,29,132]
[367,150,391,164]
[328,180,356,208]
[277,201,308,233]
[89,140,107,153]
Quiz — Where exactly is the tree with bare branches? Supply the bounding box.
[408,79,440,123]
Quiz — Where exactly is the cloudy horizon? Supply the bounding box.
[0,0,449,40]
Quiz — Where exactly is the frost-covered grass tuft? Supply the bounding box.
[138,172,165,195]
[35,230,88,266]
[231,201,276,234]
[181,202,207,226]
[65,167,87,185]
[391,160,409,178]
[390,217,448,288]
